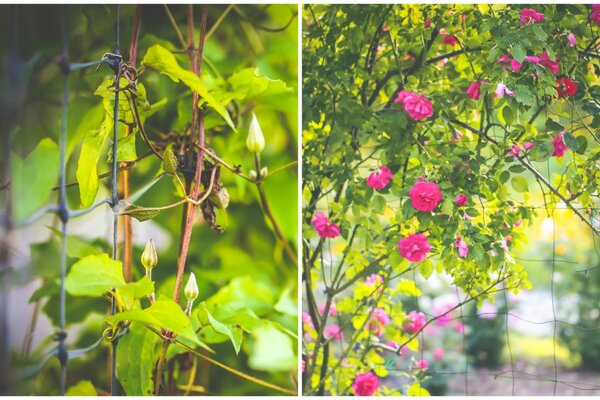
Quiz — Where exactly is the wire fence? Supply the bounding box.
[1,5,124,395]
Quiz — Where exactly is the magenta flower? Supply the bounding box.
[424,19,432,28]
[520,8,545,26]
[366,166,393,190]
[552,132,569,157]
[508,144,522,158]
[434,348,445,361]
[454,194,468,207]
[524,55,541,64]
[368,307,390,337]
[523,142,534,150]
[591,4,600,26]
[494,83,514,99]
[404,310,427,333]
[324,324,343,341]
[568,33,576,47]
[352,372,379,396]
[441,34,457,47]
[394,90,434,120]
[398,234,431,263]
[318,303,338,317]
[539,51,559,75]
[466,81,482,100]
[409,180,442,212]
[415,358,429,370]
[454,236,469,257]
[302,311,314,330]
[312,212,341,239]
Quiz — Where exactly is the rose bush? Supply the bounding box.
[303,4,599,396]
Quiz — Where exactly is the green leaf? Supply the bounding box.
[66,254,126,297]
[510,176,529,193]
[440,198,454,215]
[65,380,97,396]
[562,131,578,151]
[141,45,235,130]
[501,105,514,125]
[528,141,553,162]
[419,259,433,280]
[575,135,588,154]
[116,322,160,396]
[48,227,104,259]
[106,295,212,351]
[118,276,155,308]
[205,276,275,317]
[197,302,241,354]
[221,68,292,104]
[247,324,296,372]
[273,286,298,317]
[546,119,564,132]
[511,44,526,63]
[107,133,137,162]
[121,205,161,222]
[11,138,59,221]
[76,125,110,208]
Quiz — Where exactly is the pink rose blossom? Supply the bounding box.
[453,321,465,333]
[352,372,379,396]
[366,166,394,190]
[539,51,559,75]
[568,33,577,47]
[435,304,454,326]
[368,307,390,337]
[312,212,341,239]
[394,90,434,120]
[510,59,523,71]
[508,144,522,157]
[496,54,511,64]
[415,358,429,370]
[552,132,569,157]
[318,303,338,317]
[398,234,431,262]
[591,4,600,26]
[404,310,427,333]
[524,55,541,64]
[365,273,384,296]
[424,19,431,28]
[434,348,445,361]
[463,211,474,220]
[520,8,545,26]
[454,194,468,207]
[466,81,482,100]
[324,324,343,341]
[409,180,442,212]
[523,142,534,150]
[302,311,314,330]
[494,83,514,99]
[454,236,469,257]
[441,34,457,47]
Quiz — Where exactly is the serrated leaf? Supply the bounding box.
[562,131,578,150]
[11,138,60,221]
[106,295,212,352]
[118,276,155,308]
[121,205,161,222]
[511,176,529,193]
[141,45,235,130]
[528,141,553,162]
[66,254,126,297]
[116,322,160,396]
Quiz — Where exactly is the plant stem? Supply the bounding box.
[154,341,169,395]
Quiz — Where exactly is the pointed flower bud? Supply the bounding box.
[184,272,199,302]
[141,239,157,270]
[246,113,265,154]
[260,167,268,177]
[249,170,258,180]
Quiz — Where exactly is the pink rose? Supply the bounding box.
[434,304,454,326]
[523,142,534,150]
[434,348,445,361]
[539,51,559,75]
[510,59,523,71]
[368,307,390,337]
[366,166,393,190]
[415,358,429,370]
[568,33,576,47]
[441,34,457,47]
[312,212,341,239]
[324,324,343,341]
[466,81,482,100]
[524,55,541,64]
[302,311,314,330]
[394,90,434,120]
[508,144,522,157]
[552,132,568,157]
[352,372,379,396]
[404,310,427,333]
[454,194,468,206]
[409,180,442,212]
[520,8,545,26]
[398,233,431,262]
[424,19,431,28]
[454,321,465,333]
[591,4,600,26]
[454,236,469,257]
[318,303,338,317]
[494,83,514,99]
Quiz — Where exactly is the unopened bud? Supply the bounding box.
[184,272,199,302]
[162,144,179,175]
[246,113,265,154]
[141,239,157,270]
[249,170,257,180]
[260,167,268,177]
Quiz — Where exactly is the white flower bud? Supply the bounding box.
[249,170,258,180]
[141,239,157,270]
[184,272,199,302]
[260,167,268,177]
[246,113,265,154]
